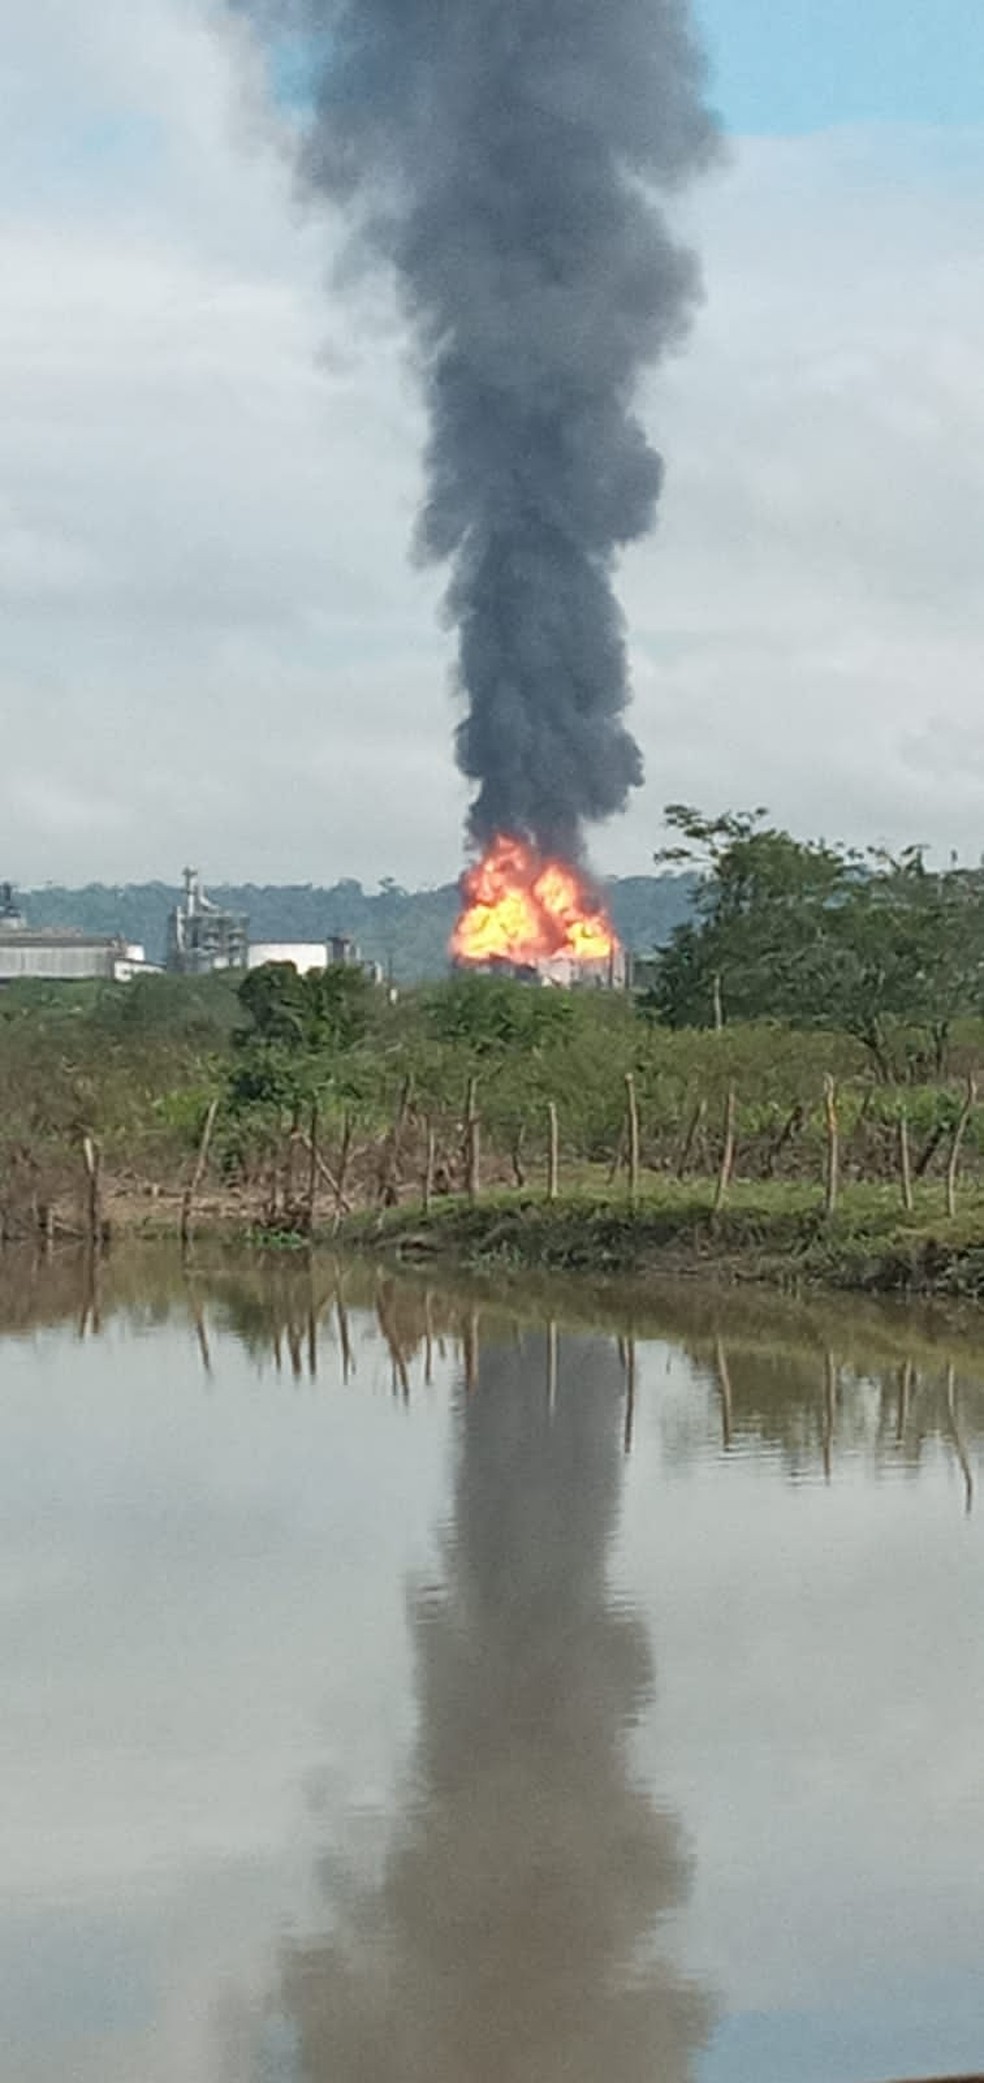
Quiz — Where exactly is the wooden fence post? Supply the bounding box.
[946,1075,976,1219]
[181,1097,220,1252]
[713,1087,737,1217]
[283,1105,300,1217]
[823,1076,839,1220]
[547,1102,559,1204]
[465,1078,481,1203]
[81,1134,103,1251]
[423,1117,436,1215]
[625,1073,641,1208]
[898,1108,914,1214]
[303,1099,319,1235]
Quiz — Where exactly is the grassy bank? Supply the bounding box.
[340,1178,984,1302]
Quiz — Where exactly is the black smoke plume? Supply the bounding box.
[242,1,719,861]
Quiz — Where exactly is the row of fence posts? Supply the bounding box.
[54,1064,982,1258]
[821,1071,977,1222]
[439,1068,982,1221]
[443,1073,751,1216]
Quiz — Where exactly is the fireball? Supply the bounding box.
[452,835,618,970]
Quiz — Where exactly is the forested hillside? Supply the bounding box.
[20,874,696,980]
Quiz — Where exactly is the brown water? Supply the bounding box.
[0,1250,982,2083]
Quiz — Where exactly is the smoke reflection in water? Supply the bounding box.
[262,1330,714,2081]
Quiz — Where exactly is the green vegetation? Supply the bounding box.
[651,804,984,1079]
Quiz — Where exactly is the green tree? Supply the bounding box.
[236,963,372,1056]
[229,962,375,1117]
[651,807,856,1032]
[832,850,984,1077]
[424,975,574,1057]
[650,808,984,1077]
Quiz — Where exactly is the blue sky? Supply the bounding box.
[271,1,984,147]
[698,0,984,133]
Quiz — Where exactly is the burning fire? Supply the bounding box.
[452,834,618,970]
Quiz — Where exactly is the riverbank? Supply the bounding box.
[20,1172,984,1307]
[338,1181,984,1301]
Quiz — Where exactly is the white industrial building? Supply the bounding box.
[0,881,155,985]
[534,948,630,990]
[248,935,383,984]
[0,929,149,985]
[248,943,330,975]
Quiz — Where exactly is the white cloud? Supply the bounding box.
[1,4,983,884]
[629,128,984,864]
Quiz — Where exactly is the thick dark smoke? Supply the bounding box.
[241,0,718,860]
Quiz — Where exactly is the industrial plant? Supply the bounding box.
[166,869,249,976]
[0,873,382,988]
[0,883,150,987]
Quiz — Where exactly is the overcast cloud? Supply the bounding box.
[2,0,983,886]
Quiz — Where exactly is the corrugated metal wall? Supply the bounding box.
[0,944,116,982]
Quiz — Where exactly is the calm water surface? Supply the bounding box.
[0,1251,982,2083]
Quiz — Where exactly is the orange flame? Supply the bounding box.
[451,834,618,970]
